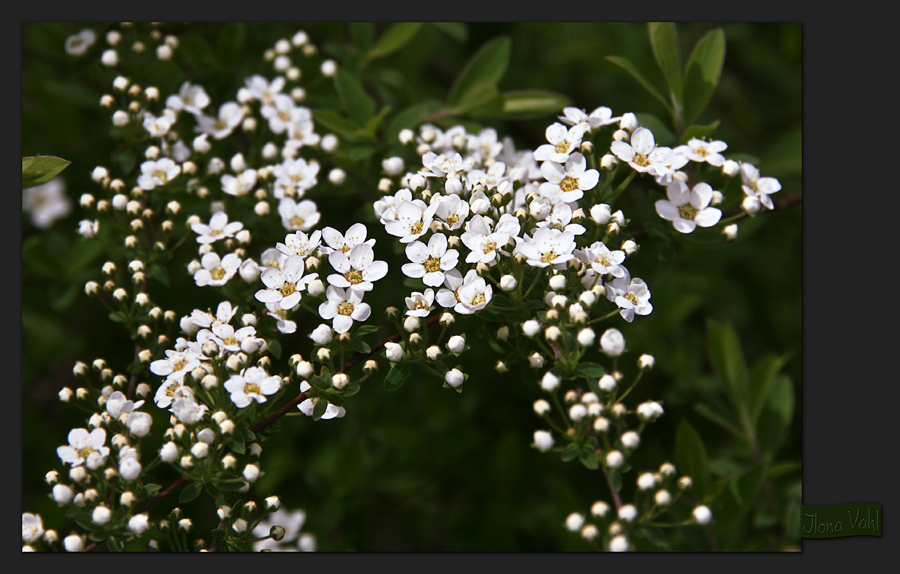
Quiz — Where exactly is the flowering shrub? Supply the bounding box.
[22,23,801,552]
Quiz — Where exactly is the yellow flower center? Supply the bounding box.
[345,269,364,284]
[559,176,579,192]
[410,221,424,235]
[470,293,486,306]
[423,257,441,273]
[289,216,306,229]
[540,251,557,264]
[210,267,226,281]
[633,152,650,167]
[555,141,569,154]
[483,240,497,255]
[280,282,296,297]
[337,301,354,316]
[77,447,94,459]
[446,215,459,225]
[678,204,699,221]
[246,383,260,395]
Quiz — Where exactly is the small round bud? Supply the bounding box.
[722,223,738,241]
[693,505,712,525]
[499,274,517,291]
[533,399,551,416]
[64,534,85,552]
[600,154,618,170]
[637,472,657,491]
[638,354,655,370]
[606,450,624,469]
[243,464,260,482]
[609,534,629,552]
[618,504,637,522]
[533,430,554,452]
[544,325,561,341]
[320,59,337,77]
[742,195,761,215]
[654,490,672,506]
[541,371,560,392]
[403,316,420,332]
[565,512,585,532]
[522,320,540,338]
[621,431,640,449]
[722,159,740,177]
[439,312,454,326]
[444,368,464,388]
[591,500,610,517]
[384,342,404,362]
[548,274,566,290]
[678,476,693,491]
[600,328,625,356]
[332,373,349,390]
[446,335,465,354]
[576,328,596,347]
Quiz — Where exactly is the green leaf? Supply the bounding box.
[560,442,580,462]
[178,481,203,504]
[693,403,743,440]
[212,529,227,541]
[216,22,246,63]
[350,22,375,53]
[350,338,371,354]
[312,396,329,420]
[341,383,361,398]
[431,22,467,43]
[682,28,726,126]
[676,418,711,500]
[748,353,791,427]
[107,536,124,552]
[216,477,246,491]
[635,113,677,147]
[453,81,503,116]
[576,362,607,379]
[579,445,599,470]
[447,36,511,108]
[335,68,376,126]
[225,435,245,455]
[366,23,423,61]
[22,155,71,188]
[499,90,572,119]
[605,55,672,115]
[648,22,683,104]
[706,319,750,427]
[713,466,766,545]
[756,375,794,457]
[312,109,362,141]
[361,105,392,140]
[638,526,671,550]
[682,120,721,143]
[383,361,410,391]
[266,338,282,360]
[354,324,381,337]
[142,483,161,496]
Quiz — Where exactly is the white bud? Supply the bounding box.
[499,274,517,291]
[399,128,415,144]
[332,373,349,390]
[52,484,73,504]
[92,505,112,525]
[522,320,540,337]
[569,404,588,421]
[591,500,610,517]
[533,399,551,416]
[544,325,561,341]
[565,512,584,532]
[621,239,638,256]
[403,316,420,332]
[243,464,260,482]
[621,431,641,449]
[600,328,625,356]
[618,504,637,522]
[309,324,333,345]
[446,335,465,354]
[541,371,560,391]
[320,59,337,77]
[723,224,738,241]
[638,354,655,370]
[600,154,618,170]
[606,450,624,469]
[384,342,404,362]
[64,534,85,552]
[577,328,596,347]
[444,368,464,388]
[590,203,611,225]
[382,157,405,175]
[655,490,672,506]
[693,505,712,525]
[637,472,656,490]
[722,159,740,176]
[742,195,761,214]
[548,274,566,290]
[533,430,554,452]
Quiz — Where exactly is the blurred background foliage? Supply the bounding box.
[22,22,801,551]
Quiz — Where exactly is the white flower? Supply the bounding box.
[106,391,144,418]
[78,219,99,238]
[327,243,388,292]
[461,213,520,265]
[22,513,44,543]
[278,198,321,232]
[129,514,151,535]
[678,138,727,166]
[538,152,599,203]
[610,127,676,178]
[401,233,459,288]
[142,112,175,137]
[740,163,781,210]
[655,181,722,233]
[136,158,181,190]
[192,212,244,244]
[65,28,96,56]
[319,223,374,256]
[23,178,72,229]
[514,227,576,269]
[384,199,438,244]
[533,430,554,452]
[194,252,241,287]
[170,390,208,424]
[533,122,586,163]
[57,428,110,468]
[605,274,653,322]
[224,367,281,408]
[221,169,259,197]
[195,102,245,140]
[272,156,319,199]
[536,202,586,236]
[256,256,315,310]
[277,230,323,259]
[297,382,346,419]
[432,193,470,231]
[454,269,493,314]
[166,81,211,115]
[558,106,620,131]
[404,289,435,317]
[637,401,664,421]
[444,368,464,388]
[575,241,627,278]
[318,286,371,334]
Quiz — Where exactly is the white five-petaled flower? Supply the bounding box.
[224,367,282,408]
[106,391,144,418]
[610,127,676,178]
[533,122,587,163]
[538,152,599,204]
[277,197,321,232]
[276,230,322,259]
[192,212,244,244]
[401,233,459,288]
[194,252,242,287]
[318,286,371,334]
[256,256,315,310]
[23,513,44,543]
[460,213,520,265]
[384,199,438,243]
[197,323,260,354]
[655,180,722,233]
[150,348,203,386]
[739,163,781,210]
[23,178,72,229]
[195,101,245,140]
[605,273,653,322]
[514,227,577,269]
[319,223,374,256]
[558,106,621,132]
[272,156,319,199]
[327,243,388,292]
[404,289,435,317]
[136,158,181,190]
[297,381,346,419]
[575,241,627,278]
[57,428,110,468]
[432,193,470,231]
[65,28,96,56]
[166,81,211,115]
[454,269,493,314]
[677,138,728,167]
[221,169,259,197]
[536,202,586,236]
